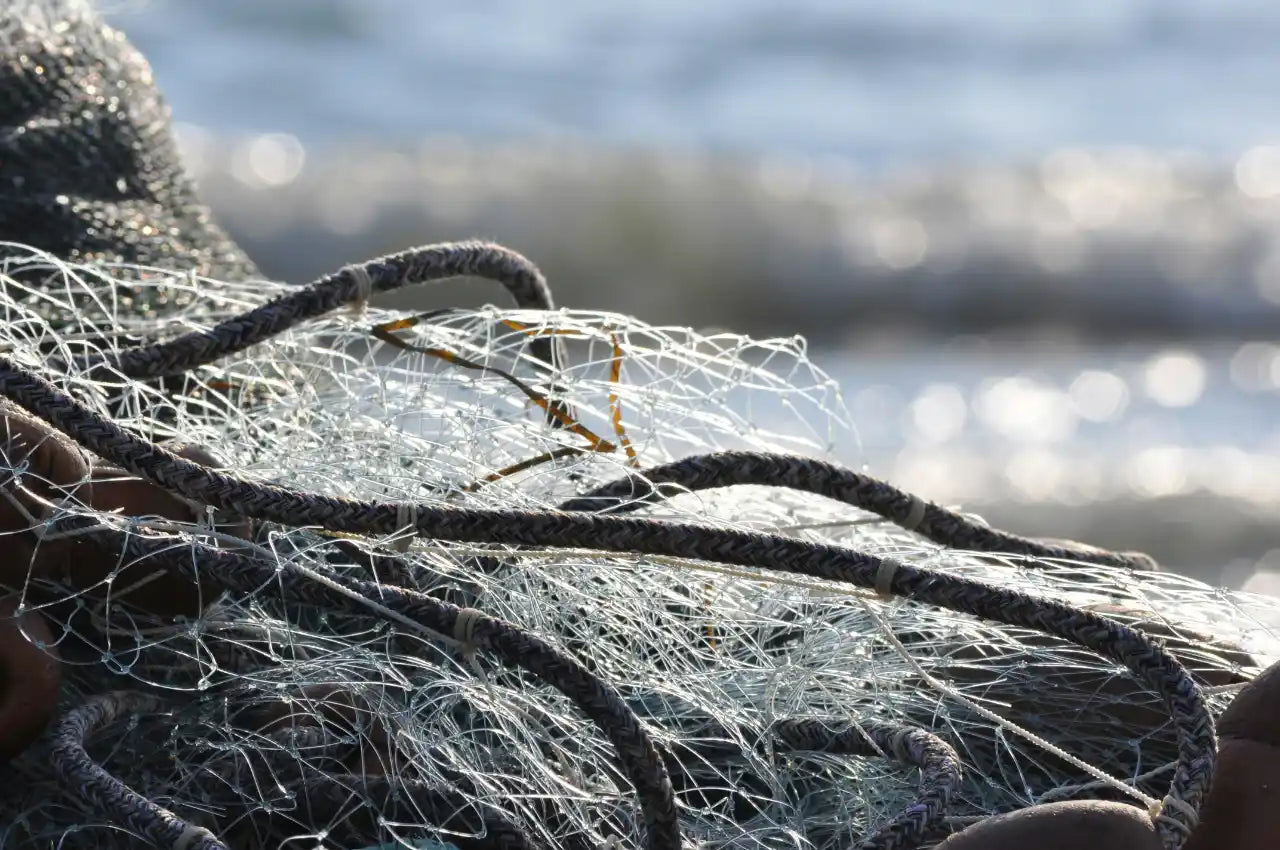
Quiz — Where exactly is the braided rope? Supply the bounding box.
[558,450,1156,570]
[0,361,1214,849]
[772,718,962,850]
[70,241,558,380]
[49,688,538,850]
[66,520,680,850]
[69,518,966,850]
[48,691,227,850]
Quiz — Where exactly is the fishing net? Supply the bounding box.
[2,3,1279,850]
[0,240,1274,850]
[0,0,258,286]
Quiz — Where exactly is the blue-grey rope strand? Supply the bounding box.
[48,691,227,850]
[72,241,558,381]
[772,718,963,850]
[558,450,1155,570]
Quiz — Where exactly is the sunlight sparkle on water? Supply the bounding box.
[230,133,307,189]
[1124,445,1190,498]
[974,375,1076,444]
[1068,369,1129,422]
[871,217,929,270]
[1236,145,1280,199]
[1142,350,1206,408]
[1229,342,1280,392]
[908,383,967,445]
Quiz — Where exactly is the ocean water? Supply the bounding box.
[91,0,1280,585]
[106,0,1280,166]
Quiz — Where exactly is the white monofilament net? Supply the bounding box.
[0,242,1276,850]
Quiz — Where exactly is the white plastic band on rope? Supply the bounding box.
[393,502,417,553]
[901,495,927,532]
[345,263,375,316]
[453,607,486,649]
[874,558,901,598]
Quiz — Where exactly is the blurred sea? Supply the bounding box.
[101,0,1280,586]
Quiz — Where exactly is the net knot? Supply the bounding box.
[24,493,85,543]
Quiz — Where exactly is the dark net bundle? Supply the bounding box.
[1,0,259,323]
[0,4,1278,850]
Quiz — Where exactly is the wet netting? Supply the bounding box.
[3,2,1280,850]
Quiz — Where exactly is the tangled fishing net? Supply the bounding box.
[3,2,1280,850]
[0,239,1274,850]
